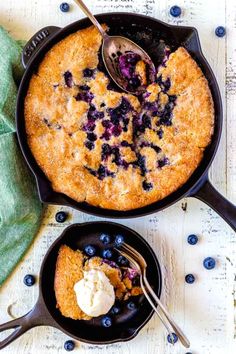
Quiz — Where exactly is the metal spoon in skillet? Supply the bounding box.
[73,0,156,94]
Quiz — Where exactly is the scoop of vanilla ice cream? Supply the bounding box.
[74,269,115,317]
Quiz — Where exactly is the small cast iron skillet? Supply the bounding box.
[0,222,162,349]
[16,13,236,231]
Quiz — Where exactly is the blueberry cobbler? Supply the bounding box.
[54,234,142,320]
[25,25,214,210]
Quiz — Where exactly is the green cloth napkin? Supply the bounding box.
[0,27,42,286]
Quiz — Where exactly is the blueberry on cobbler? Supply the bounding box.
[63,71,73,88]
[142,181,153,191]
[85,141,94,150]
[87,132,97,141]
[158,157,169,168]
[83,68,94,77]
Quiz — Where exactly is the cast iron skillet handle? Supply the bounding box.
[0,299,52,350]
[22,26,61,69]
[190,175,236,232]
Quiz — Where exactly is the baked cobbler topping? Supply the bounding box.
[25,25,214,210]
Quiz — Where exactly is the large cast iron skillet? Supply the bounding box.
[16,13,236,230]
[0,222,162,349]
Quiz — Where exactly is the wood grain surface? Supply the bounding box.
[0,1,235,353]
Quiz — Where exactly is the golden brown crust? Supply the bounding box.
[25,25,214,211]
[54,245,91,320]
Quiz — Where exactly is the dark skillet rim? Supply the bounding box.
[16,12,223,218]
[38,221,162,344]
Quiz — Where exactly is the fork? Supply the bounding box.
[116,243,190,349]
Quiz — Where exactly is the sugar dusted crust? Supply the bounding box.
[54,245,90,320]
[25,26,214,210]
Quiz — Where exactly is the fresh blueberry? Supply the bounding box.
[55,211,68,223]
[215,26,226,37]
[142,114,152,129]
[115,234,124,247]
[111,305,121,315]
[100,233,111,245]
[85,141,95,150]
[23,274,35,287]
[187,234,198,245]
[185,274,195,284]
[83,68,94,78]
[64,340,75,351]
[167,332,178,344]
[142,181,153,191]
[102,249,113,259]
[63,71,73,88]
[203,257,216,270]
[170,5,181,17]
[101,316,112,327]
[157,128,164,139]
[136,153,147,176]
[87,132,97,141]
[121,140,130,147]
[102,120,112,128]
[84,245,96,257]
[128,77,141,89]
[60,2,70,12]
[127,301,136,310]
[157,157,169,168]
[79,85,90,91]
[117,255,129,267]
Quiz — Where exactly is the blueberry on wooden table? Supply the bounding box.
[185,274,195,284]
[23,274,35,286]
[84,245,96,256]
[215,26,226,37]
[64,340,75,351]
[101,316,113,327]
[170,5,182,17]
[100,233,111,245]
[187,234,198,245]
[167,332,178,344]
[203,257,216,270]
[55,211,68,223]
[60,2,70,12]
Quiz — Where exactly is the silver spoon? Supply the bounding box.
[73,0,156,94]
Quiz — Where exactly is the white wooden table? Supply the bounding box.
[0,1,235,353]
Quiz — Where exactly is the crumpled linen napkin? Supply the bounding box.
[0,26,42,286]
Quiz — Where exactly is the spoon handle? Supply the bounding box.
[73,0,107,38]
